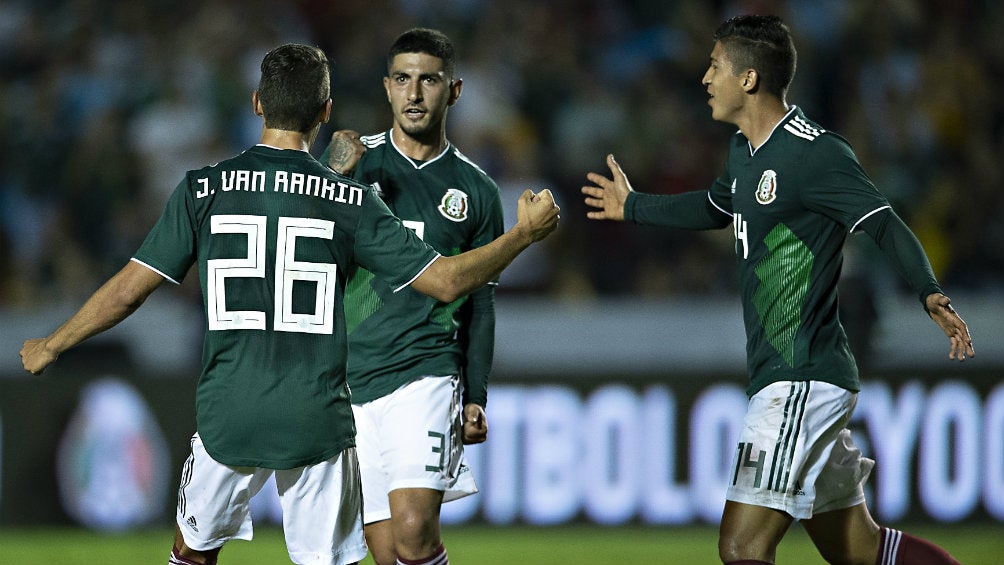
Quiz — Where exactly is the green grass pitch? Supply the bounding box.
[1,523,998,564]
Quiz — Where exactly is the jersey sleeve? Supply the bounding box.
[801,134,890,230]
[472,178,506,282]
[707,165,735,217]
[625,189,731,229]
[353,188,440,292]
[132,176,197,284]
[459,177,504,406]
[858,209,943,307]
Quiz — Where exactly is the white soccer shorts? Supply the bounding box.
[351,375,478,524]
[175,434,366,565]
[725,380,875,520]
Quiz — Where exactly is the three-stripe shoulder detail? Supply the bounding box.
[452,147,489,176]
[361,132,387,149]
[783,116,825,141]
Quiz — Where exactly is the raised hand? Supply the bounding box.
[582,154,633,221]
[516,188,560,242]
[327,130,366,175]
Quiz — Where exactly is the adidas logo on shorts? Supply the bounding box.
[186,515,199,532]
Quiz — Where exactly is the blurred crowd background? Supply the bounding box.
[2,0,1002,310]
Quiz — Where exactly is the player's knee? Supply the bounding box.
[170,542,221,565]
[717,531,780,564]
[392,521,442,561]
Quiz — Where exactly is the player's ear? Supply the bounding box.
[319,99,332,124]
[741,69,758,93]
[252,90,264,117]
[447,77,463,106]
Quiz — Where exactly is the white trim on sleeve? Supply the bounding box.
[130,257,181,285]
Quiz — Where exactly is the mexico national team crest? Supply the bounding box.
[756,169,778,205]
[439,188,469,222]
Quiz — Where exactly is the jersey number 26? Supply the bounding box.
[206,214,337,335]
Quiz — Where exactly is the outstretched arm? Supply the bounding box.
[20,260,166,375]
[858,209,974,361]
[412,189,559,302]
[582,154,731,229]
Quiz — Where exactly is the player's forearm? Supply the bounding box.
[46,262,162,355]
[626,190,730,229]
[462,285,495,407]
[416,226,533,302]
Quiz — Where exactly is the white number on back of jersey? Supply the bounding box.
[274,217,337,334]
[208,216,267,330]
[733,212,749,259]
[207,214,337,334]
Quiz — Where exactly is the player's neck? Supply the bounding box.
[259,127,312,152]
[738,99,790,150]
[391,125,447,161]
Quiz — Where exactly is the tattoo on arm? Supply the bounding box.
[330,142,355,172]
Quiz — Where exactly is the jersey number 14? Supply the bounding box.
[733,213,750,259]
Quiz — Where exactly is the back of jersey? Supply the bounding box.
[135,145,370,469]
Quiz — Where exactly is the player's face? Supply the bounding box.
[702,41,745,124]
[384,52,460,142]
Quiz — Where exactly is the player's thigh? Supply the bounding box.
[381,375,464,490]
[175,434,271,551]
[802,502,881,565]
[352,400,394,524]
[719,500,793,563]
[727,380,859,520]
[275,447,366,565]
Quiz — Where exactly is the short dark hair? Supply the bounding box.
[713,15,796,99]
[387,28,456,78]
[257,44,330,132]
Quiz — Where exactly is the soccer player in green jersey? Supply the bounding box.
[582,14,973,565]
[320,28,500,565]
[20,44,559,565]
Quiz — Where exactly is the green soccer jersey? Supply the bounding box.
[132,145,438,469]
[321,131,505,405]
[707,107,890,396]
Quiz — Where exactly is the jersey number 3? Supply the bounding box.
[207,214,337,335]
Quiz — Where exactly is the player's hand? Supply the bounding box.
[582,153,632,221]
[328,130,365,175]
[461,403,488,444]
[925,293,975,361]
[20,337,57,375]
[516,188,560,243]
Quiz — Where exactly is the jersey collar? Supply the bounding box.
[388,130,452,170]
[747,105,799,156]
